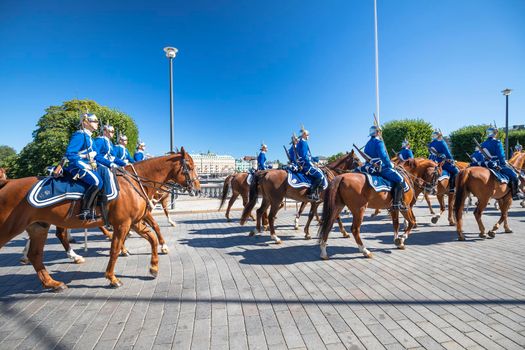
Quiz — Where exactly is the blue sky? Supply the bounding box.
[1,0,524,161]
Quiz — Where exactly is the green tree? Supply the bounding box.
[0,145,16,168]
[327,152,345,164]
[381,119,434,158]
[448,124,503,162]
[11,99,138,178]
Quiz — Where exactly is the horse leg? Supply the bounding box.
[447,193,456,226]
[105,222,130,288]
[370,208,381,218]
[250,197,269,236]
[132,221,159,277]
[336,216,349,238]
[226,192,239,222]
[295,202,307,230]
[431,194,446,224]
[99,225,113,240]
[319,202,346,260]
[26,223,67,291]
[424,193,435,215]
[303,203,317,240]
[350,207,372,258]
[162,196,176,227]
[390,210,405,249]
[473,198,489,238]
[241,192,256,222]
[489,196,513,237]
[268,201,282,244]
[20,238,31,265]
[399,208,417,247]
[57,227,85,264]
[143,212,168,254]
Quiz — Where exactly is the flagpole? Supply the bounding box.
[373,0,380,125]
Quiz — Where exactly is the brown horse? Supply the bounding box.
[219,172,255,222]
[318,169,417,260]
[427,160,469,226]
[0,150,200,291]
[239,151,361,242]
[454,164,517,240]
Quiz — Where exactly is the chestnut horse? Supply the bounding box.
[318,168,417,260]
[239,151,361,243]
[0,150,200,291]
[453,163,519,240]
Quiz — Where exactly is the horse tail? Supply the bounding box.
[454,169,469,220]
[240,172,260,225]
[219,174,233,211]
[318,175,344,243]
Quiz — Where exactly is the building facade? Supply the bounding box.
[190,152,236,175]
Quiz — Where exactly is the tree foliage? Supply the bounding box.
[10,99,138,178]
[326,152,345,164]
[0,145,16,169]
[381,119,434,158]
[448,124,501,162]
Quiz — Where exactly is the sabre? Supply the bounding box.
[283,145,291,162]
[353,143,371,162]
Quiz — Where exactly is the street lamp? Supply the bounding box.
[164,46,178,153]
[501,88,512,159]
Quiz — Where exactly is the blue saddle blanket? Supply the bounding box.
[438,169,450,182]
[27,167,119,208]
[489,169,509,184]
[361,173,410,193]
[287,171,328,190]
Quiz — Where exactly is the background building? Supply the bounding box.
[190,152,235,176]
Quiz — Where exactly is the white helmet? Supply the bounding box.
[401,139,410,148]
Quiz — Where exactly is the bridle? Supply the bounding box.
[180,157,198,194]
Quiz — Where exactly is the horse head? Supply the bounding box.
[177,147,201,196]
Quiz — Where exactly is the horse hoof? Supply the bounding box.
[431,217,439,224]
[20,258,30,265]
[449,222,455,227]
[249,230,256,237]
[263,226,269,231]
[505,229,513,233]
[226,218,231,223]
[68,238,77,244]
[53,283,68,293]
[320,255,329,260]
[120,251,130,257]
[150,268,158,278]
[169,222,177,227]
[110,279,123,288]
[74,257,85,264]
[365,252,373,258]
[275,239,282,245]
[304,235,311,240]
[479,232,487,239]
[342,232,350,238]
[161,248,169,255]
[457,235,466,241]
[294,226,299,231]
[487,231,496,239]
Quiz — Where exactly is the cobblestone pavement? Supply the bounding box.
[0,202,524,350]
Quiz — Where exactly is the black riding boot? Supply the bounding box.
[307,180,321,201]
[449,174,456,194]
[510,179,524,200]
[98,193,110,227]
[391,183,406,211]
[78,185,100,221]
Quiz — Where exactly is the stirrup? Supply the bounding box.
[391,203,407,212]
[78,209,99,221]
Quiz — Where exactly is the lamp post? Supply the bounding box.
[501,88,512,159]
[164,46,178,153]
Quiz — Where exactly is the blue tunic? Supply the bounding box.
[94,136,127,167]
[114,144,135,164]
[470,150,485,166]
[363,136,402,184]
[134,150,145,162]
[257,152,270,170]
[399,147,414,161]
[481,136,518,181]
[428,139,459,178]
[296,138,323,182]
[288,146,296,163]
[64,130,103,189]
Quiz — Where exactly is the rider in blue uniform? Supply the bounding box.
[257,144,272,170]
[398,139,414,161]
[287,134,299,171]
[481,126,523,200]
[296,126,323,201]
[64,113,104,220]
[363,125,406,210]
[94,123,127,168]
[515,141,523,153]
[134,141,146,162]
[469,147,485,167]
[428,130,459,193]
[114,134,135,164]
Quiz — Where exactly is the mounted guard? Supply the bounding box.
[296,125,324,201]
[428,129,458,193]
[398,139,414,161]
[134,141,146,162]
[515,141,523,153]
[286,133,299,172]
[115,134,135,164]
[469,147,485,167]
[480,126,523,200]
[257,143,272,170]
[94,122,127,168]
[357,121,406,210]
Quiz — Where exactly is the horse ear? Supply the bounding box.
[180,146,186,156]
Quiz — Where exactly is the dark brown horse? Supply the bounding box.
[0,150,200,291]
[219,172,255,222]
[239,151,361,242]
[318,168,417,260]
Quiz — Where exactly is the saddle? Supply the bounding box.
[356,169,410,193]
[286,169,328,190]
